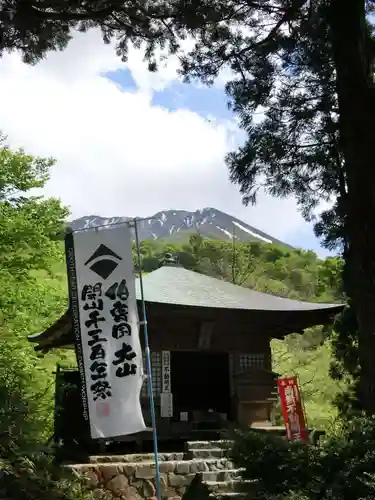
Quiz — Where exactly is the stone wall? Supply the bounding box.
[68,452,235,500]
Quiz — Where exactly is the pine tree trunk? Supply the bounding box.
[329,0,375,413]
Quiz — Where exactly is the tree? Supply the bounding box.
[189,232,204,264]
[0,0,184,65]
[0,134,68,279]
[2,1,375,412]
[194,1,375,413]
[0,134,85,496]
[0,134,69,450]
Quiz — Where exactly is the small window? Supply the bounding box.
[239,354,265,371]
[141,352,161,396]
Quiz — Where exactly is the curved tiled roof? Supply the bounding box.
[28,264,344,350]
[136,265,343,312]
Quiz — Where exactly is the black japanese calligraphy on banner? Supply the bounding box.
[162,351,171,393]
[105,279,138,379]
[161,350,173,418]
[80,283,113,402]
[65,224,146,440]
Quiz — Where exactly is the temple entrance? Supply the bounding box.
[170,351,231,420]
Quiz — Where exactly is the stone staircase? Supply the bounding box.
[184,440,246,499]
[68,439,249,499]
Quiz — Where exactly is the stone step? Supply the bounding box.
[88,452,184,463]
[205,479,257,496]
[186,440,233,451]
[66,457,236,476]
[210,494,247,499]
[186,448,226,459]
[201,469,242,482]
[205,480,240,494]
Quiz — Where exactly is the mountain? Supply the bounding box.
[69,208,293,248]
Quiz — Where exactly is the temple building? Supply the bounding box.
[29,258,343,451]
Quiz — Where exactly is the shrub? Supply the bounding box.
[0,453,92,500]
[231,418,375,500]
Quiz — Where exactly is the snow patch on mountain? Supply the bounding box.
[216,226,233,239]
[69,208,293,248]
[232,221,273,244]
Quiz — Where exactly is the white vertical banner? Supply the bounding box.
[161,350,173,417]
[65,224,146,439]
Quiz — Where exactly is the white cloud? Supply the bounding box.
[0,29,312,246]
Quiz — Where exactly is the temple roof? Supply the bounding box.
[28,264,344,351]
[135,265,342,312]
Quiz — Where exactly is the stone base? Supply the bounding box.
[68,441,242,500]
[67,430,324,498]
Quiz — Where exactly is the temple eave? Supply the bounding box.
[27,301,344,352]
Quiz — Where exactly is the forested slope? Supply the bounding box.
[0,137,345,445]
[135,235,345,429]
[17,233,345,430]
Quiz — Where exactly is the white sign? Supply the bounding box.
[160,392,173,418]
[180,411,188,422]
[162,350,171,393]
[161,350,173,417]
[65,224,146,439]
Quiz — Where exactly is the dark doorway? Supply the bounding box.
[171,351,231,417]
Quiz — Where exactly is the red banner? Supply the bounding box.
[277,376,308,442]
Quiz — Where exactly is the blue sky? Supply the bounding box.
[104,68,333,257]
[107,68,233,120]
[0,28,333,259]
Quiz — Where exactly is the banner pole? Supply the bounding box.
[296,373,309,435]
[133,218,162,500]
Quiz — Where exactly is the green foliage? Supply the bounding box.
[1,0,371,418]
[0,135,69,447]
[137,233,343,301]
[231,417,375,499]
[0,134,68,279]
[137,233,344,428]
[0,137,84,499]
[0,136,51,194]
[0,454,92,500]
[1,0,374,490]
[0,126,343,496]
[272,340,343,430]
[1,3,371,249]
[46,230,345,427]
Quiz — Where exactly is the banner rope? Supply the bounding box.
[133,217,162,500]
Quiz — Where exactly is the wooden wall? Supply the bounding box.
[142,302,272,363]
[138,303,277,428]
